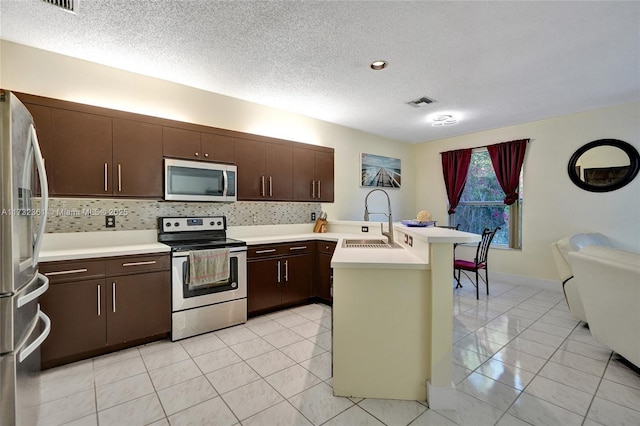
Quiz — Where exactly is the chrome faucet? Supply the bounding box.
[364,189,394,245]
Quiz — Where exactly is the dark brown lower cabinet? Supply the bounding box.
[247,242,314,315]
[315,241,336,304]
[247,258,282,314]
[39,254,170,369]
[106,271,170,346]
[40,279,107,363]
[281,253,313,305]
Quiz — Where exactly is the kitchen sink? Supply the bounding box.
[342,239,402,249]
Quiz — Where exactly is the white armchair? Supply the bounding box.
[551,233,612,322]
[568,245,640,367]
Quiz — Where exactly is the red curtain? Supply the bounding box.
[441,148,472,214]
[487,139,528,205]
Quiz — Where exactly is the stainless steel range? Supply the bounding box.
[157,216,247,341]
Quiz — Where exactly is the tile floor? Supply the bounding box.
[34,277,640,425]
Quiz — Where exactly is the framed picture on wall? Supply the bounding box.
[361,153,401,188]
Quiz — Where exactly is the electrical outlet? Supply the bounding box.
[311,212,316,221]
[361,226,369,232]
[105,215,116,228]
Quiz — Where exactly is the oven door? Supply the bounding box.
[171,248,246,311]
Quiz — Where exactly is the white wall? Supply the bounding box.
[414,101,640,282]
[0,41,416,223]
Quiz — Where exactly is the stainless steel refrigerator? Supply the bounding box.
[0,90,51,426]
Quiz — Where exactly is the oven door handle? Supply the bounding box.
[182,260,189,284]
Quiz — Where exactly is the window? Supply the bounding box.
[452,149,523,248]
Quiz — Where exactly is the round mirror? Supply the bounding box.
[568,139,640,192]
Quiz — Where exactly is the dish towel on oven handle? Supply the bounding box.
[187,248,230,288]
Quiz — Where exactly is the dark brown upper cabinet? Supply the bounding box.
[50,109,113,197]
[18,92,334,202]
[112,119,163,198]
[163,127,235,164]
[235,138,293,201]
[293,148,334,202]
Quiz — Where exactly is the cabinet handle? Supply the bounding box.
[255,249,276,254]
[112,282,116,313]
[104,163,108,192]
[311,180,316,198]
[204,153,209,158]
[122,260,157,267]
[97,285,101,316]
[195,152,199,157]
[117,164,122,192]
[277,261,281,283]
[289,246,307,251]
[269,176,273,197]
[261,176,265,197]
[284,260,289,282]
[317,180,321,199]
[44,268,88,276]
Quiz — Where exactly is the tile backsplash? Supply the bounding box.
[36,198,320,233]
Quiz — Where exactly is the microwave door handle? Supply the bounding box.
[31,124,49,266]
[223,169,229,197]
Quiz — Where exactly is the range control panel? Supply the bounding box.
[159,216,226,233]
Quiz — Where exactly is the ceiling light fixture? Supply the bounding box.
[431,114,458,127]
[370,60,387,70]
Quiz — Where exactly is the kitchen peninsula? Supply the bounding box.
[330,223,479,409]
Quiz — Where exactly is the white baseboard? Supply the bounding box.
[491,271,561,292]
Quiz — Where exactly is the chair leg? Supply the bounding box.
[475,269,479,300]
[485,268,489,296]
[454,268,463,288]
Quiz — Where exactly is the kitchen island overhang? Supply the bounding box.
[331,224,479,409]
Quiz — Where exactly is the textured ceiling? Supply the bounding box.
[1,0,639,143]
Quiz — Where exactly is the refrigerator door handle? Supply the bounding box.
[31,124,49,266]
[18,307,51,363]
[16,273,49,308]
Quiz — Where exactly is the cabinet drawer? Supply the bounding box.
[41,260,105,284]
[316,241,336,255]
[106,254,170,276]
[248,242,314,259]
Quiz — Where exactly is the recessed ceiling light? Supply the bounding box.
[370,60,387,70]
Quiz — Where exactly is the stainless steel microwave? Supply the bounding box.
[164,158,237,202]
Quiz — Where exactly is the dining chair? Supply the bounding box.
[453,227,500,299]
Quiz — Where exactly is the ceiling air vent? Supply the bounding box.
[41,0,77,13]
[407,96,435,108]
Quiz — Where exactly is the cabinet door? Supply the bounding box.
[113,119,163,198]
[162,127,201,160]
[281,253,313,305]
[235,138,266,200]
[40,279,106,365]
[201,133,235,163]
[247,258,281,314]
[106,271,171,345]
[315,151,335,202]
[292,148,316,201]
[265,144,293,200]
[316,252,333,302]
[51,109,112,196]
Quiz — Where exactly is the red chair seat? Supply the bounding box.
[454,259,486,271]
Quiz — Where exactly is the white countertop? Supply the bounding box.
[38,222,480,268]
[40,230,170,262]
